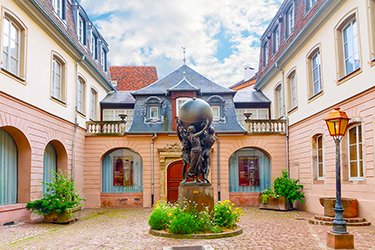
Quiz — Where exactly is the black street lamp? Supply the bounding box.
[325,107,353,249]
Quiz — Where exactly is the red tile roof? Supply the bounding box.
[110,66,158,91]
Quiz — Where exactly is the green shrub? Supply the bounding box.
[196,208,214,233]
[26,171,83,217]
[259,188,276,204]
[169,212,197,234]
[213,200,243,228]
[148,201,176,230]
[273,170,305,204]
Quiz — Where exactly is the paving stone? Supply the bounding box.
[0,207,374,249]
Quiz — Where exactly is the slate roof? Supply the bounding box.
[100,91,135,104]
[233,89,271,103]
[110,66,158,91]
[133,64,234,95]
[168,76,199,92]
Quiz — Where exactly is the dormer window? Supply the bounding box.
[52,0,65,20]
[78,15,86,45]
[91,33,98,60]
[272,25,280,54]
[263,41,269,67]
[144,96,163,123]
[101,46,107,71]
[208,95,225,122]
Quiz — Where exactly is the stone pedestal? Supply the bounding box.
[178,183,214,212]
[327,231,354,249]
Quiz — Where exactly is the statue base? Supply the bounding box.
[178,182,214,212]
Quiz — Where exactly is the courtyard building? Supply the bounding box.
[256,0,375,223]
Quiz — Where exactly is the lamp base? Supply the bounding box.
[327,231,354,249]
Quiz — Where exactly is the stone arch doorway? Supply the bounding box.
[167,160,183,202]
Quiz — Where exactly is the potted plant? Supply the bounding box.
[259,170,304,211]
[26,171,84,224]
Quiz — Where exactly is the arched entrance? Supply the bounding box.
[167,160,183,202]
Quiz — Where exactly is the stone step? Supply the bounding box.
[313,215,367,223]
[308,218,371,226]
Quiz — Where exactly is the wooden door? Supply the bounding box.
[167,160,183,202]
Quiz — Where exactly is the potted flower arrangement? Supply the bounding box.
[258,170,304,211]
[26,171,83,224]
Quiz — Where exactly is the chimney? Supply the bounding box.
[244,66,255,81]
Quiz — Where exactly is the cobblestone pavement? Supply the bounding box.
[1,207,374,250]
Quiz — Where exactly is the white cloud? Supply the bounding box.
[81,0,281,86]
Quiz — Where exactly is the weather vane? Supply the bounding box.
[182,46,186,65]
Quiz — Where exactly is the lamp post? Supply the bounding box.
[325,107,353,249]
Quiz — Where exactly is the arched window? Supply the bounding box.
[207,95,225,122]
[2,11,27,79]
[102,148,143,193]
[229,148,271,193]
[144,96,163,123]
[0,128,18,205]
[312,134,324,179]
[77,76,86,114]
[43,143,57,195]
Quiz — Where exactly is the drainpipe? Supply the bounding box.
[275,61,290,177]
[216,134,221,202]
[150,133,157,206]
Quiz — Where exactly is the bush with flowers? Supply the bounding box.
[148,199,243,234]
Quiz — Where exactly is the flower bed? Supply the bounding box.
[148,200,243,237]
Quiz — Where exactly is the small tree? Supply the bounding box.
[273,170,304,204]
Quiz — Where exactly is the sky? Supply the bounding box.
[80,0,282,87]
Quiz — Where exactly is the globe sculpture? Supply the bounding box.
[176,98,216,183]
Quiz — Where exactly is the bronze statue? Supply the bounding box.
[177,98,216,183]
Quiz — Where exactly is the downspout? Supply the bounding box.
[275,61,290,176]
[216,134,221,202]
[151,133,157,206]
[71,55,85,180]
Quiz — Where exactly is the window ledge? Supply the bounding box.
[1,68,26,84]
[313,179,324,185]
[308,90,323,103]
[77,110,86,118]
[343,178,366,184]
[50,96,67,107]
[337,67,361,85]
[287,106,298,115]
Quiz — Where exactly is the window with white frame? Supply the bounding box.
[307,48,322,98]
[370,0,375,60]
[91,34,97,60]
[103,109,133,131]
[211,105,221,120]
[275,84,284,118]
[287,70,297,110]
[273,25,280,54]
[145,96,162,122]
[78,15,86,45]
[235,109,269,128]
[51,55,65,102]
[306,0,317,13]
[176,97,191,117]
[149,106,159,119]
[286,4,294,37]
[348,125,363,179]
[263,41,269,67]
[101,47,107,71]
[312,134,324,179]
[77,77,85,114]
[2,14,25,77]
[89,88,97,120]
[52,0,65,19]
[341,18,360,76]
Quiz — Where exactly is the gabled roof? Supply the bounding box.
[133,64,234,95]
[229,73,257,90]
[233,89,271,103]
[100,91,135,104]
[168,75,199,92]
[110,66,158,91]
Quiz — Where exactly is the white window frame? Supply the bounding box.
[52,57,63,101]
[286,4,294,37]
[273,25,280,54]
[52,0,64,19]
[211,105,221,120]
[275,84,284,118]
[77,78,85,114]
[263,41,269,66]
[306,0,317,12]
[78,15,85,45]
[91,34,97,59]
[288,71,297,110]
[101,47,106,71]
[342,18,360,75]
[311,51,322,95]
[149,106,159,119]
[89,88,97,120]
[2,16,21,76]
[313,134,324,179]
[347,125,363,179]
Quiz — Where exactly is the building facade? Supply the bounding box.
[0,0,112,224]
[256,0,375,222]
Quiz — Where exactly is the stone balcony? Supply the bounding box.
[86,119,286,136]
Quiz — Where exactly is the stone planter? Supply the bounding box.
[43,206,81,224]
[319,197,358,218]
[258,196,292,211]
